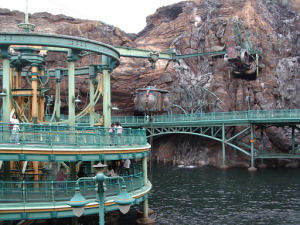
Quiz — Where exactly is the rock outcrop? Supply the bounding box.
[0,0,299,167]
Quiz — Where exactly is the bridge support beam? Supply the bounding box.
[291,126,295,154]
[258,127,266,169]
[248,124,257,171]
[220,124,229,169]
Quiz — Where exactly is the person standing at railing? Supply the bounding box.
[109,122,116,145]
[115,121,123,145]
[56,166,68,194]
[10,114,20,143]
[77,166,87,178]
[124,159,131,175]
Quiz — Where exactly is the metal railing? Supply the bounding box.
[0,172,144,203]
[43,109,300,127]
[113,109,300,125]
[0,123,148,146]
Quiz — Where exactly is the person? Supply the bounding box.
[106,165,115,177]
[56,166,68,181]
[10,114,20,143]
[124,159,131,175]
[77,166,87,178]
[115,121,123,144]
[56,166,68,191]
[117,160,123,175]
[108,123,116,145]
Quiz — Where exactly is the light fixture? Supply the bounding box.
[69,172,135,225]
[73,95,81,104]
[0,88,7,97]
[68,184,89,217]
[109,103,119,110]
[114,184,135,214]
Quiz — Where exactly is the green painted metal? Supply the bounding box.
[112,109,300,127]
[221,124,226,166]
[2,58,11,124]
[110,109,300,164]
[114,46,174,60]
[0,32,120,67]
[142,157,148,186]
[0,123,149,161]
[89,78,95,126]
[0,170,150,221]
[102,55,111,128]
[68,61,76,127]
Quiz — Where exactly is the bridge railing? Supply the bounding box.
[0,172,144,203]
[113,109,300,125]
[34,109,300,127]
[0,123,148,146]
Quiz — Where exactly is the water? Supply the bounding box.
[149,163,300,225]
[39,163,300,225]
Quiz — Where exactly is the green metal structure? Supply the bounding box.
[0,12,290,224]
[112,109,300,169]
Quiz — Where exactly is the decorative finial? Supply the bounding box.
[18,0,36,32]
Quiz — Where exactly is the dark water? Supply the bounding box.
[149,163,300,225]
[37,164,300,225]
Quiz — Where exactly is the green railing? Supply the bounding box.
[0,172,144,203]
[113,109,300,125]
[43,109,300,127]
[0,123,147,146]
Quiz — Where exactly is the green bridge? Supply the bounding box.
[111,109,300,170]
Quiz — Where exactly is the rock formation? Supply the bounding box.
[0,0,299,167]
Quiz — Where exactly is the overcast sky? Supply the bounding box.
[1,0,184,33]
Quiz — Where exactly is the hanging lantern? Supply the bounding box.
[134,86,170,114]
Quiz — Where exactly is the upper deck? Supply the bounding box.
[0,124,150,162]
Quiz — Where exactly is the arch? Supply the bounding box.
[147,130,251,157]
[0,32,120,66]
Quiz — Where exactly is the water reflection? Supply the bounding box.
[150,164,300,225]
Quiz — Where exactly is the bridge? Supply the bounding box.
[111,109,300,170]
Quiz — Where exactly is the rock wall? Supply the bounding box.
[0,0,299,167]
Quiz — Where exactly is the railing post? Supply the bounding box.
[51,181,55,202]
[129,128,133,146]
[22,181,26,203]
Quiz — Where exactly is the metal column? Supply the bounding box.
[68,61,76,127]
[89,78,95,126]
[248,124,257,171]
[31,64,38,123]
[220,123,228,169]
[2,58,12,123]
[102,55,111,128]
[142,156,149,218]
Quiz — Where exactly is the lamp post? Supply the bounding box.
[68,173,135,225]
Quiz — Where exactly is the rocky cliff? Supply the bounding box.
[0,0,299,167]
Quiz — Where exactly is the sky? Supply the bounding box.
[0,0,184,33]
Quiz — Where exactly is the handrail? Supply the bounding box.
[44,109,300,127]
[112,109,300,126]
[0,172,144,203]
[0,123,148,146]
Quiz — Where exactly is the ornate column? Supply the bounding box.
[31,64,38,123]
